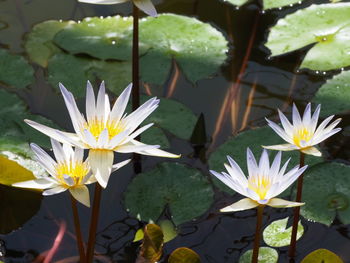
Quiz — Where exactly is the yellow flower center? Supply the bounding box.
[248,175,272,200]
[293,127,313,148]
[55,161,89,187]
[85,118,125,140]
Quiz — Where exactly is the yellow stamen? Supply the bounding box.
[248,175,272,200]
[293,127,313,148]
[85,117,125,140]
[55,161,89,187]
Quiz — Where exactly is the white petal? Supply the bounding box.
[278,109,293,136]
[266,118,293,144]
[292,103,302,127]
[312,127,342,145]
[313,115,335,137]
[69,186,90,207]
[263,143,297,151]
[25,119,86,148]
[110,83,132,124]
[133,0,157,17]
[63,174,75,186]
[121,140,180,158]
[259,149,270,175]
[267,198,304,208]
[83,129,97,148]
[105,93,111,118]
[51,139,66,163]
[30,143,57,175]
[246,148,258,177]
[59,83,86,133]
[126,123,154,143]
[300,146,322,157]
[111,159,132,172]
[210,170,246,195]
[13,178,57,189]
[86,81,96,122]
[79,0,129,4]
[43,186,67,196]
[73,147,85,163]
[96,81,106,121]
[88,149,114,188]
[220,198,259,212]
[302,103,311,126]
[270,151,282,178]
[109,130,131,149]
[310,104,321,132]
[97,128,109,147]
[116,143,160,153]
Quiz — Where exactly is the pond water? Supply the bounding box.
[1,0,350,262]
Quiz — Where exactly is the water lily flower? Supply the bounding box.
[12,139,97,206]
[210,148,307,212]
[78,0,157,17]
[264,103,342,157]
[25,82,179,188]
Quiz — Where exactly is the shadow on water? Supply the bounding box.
[1,0,350,262]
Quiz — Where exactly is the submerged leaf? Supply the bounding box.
[299,162,350,226]
[266,3,350,71]
[239,247,278,263]
[168,247,201,263]
[312,70,350,117]
[301,249,343,263]
[124,162,214,226]
[208,126,322,193]
[139,224,164,263]
[263,217,304,247]
[0,49,34,89]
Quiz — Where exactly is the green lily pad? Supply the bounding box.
[312,70,350,117]
[239,247,278,263]
[0,49,34,89]
[53,14,228,85]
[24,20,73,67]
[266,3,350,71]
[223,0,302,9]
[301,249,344,263]
[168,247,201,263]
[299,162,350,226]
[139,14,228,84]
[223,0,249,6]
[124,162,214,226]
[263,217,304,247]
[208,126,322,193]
[141,126,170,149]
[48,53,131,97]
[54,16,134,60]
[0,184,42,234]
[133,220,177,243]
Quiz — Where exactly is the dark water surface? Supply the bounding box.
[1,0,350,262]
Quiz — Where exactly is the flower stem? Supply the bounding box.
[70,194,86,262]
[252,205,264,263]
[86,183,102,262]
[288,151,305,259]
[132,4,141,174]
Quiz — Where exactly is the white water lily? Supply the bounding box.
[13,139,95,207]
[264,103,342,157]
[25,82,179,188]
[210,148,307,212]
[78,0,157,17]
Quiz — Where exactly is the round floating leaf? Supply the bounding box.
[0,49,34,89]
[299,162,350,226]
[301,249,344,263]
[223,0,250,6]
[141,96,197,140]
[48,53,131,97]
[24,20,73,67]
[0,155,36,186]
[141,126,170,149]
[239,247,278,263]
[124,162,214,226]
[54,16,134,60]
[139,224,164,263]
[208,126,322,193]
[159,220,177,243]
[312,70,350,117]
[0,184,42,234]
[266,3,350,71]
[263,217,304,247]
[168,247,201,263]
[140,14,228,84]
[263,0,302,10]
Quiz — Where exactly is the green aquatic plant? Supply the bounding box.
[223,0,303,10]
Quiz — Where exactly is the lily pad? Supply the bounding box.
[299,162,350,226]
[48,53,131,97]
[312,70,350,117]
[54,16,134,60]
[223,0,302,9]
[239,247,278,263]
[266,3,350,71]
[263,217,304,247]
[138,224,164,263]
[139,14,228,84]
[124,162,214,226]
[0,155,36,186]
[0,184,42,234]
[301,249,344,263]
[141,126,170,149]
[0,49,34,89]
[223,0,249,6]
[133,220,177,243]
[168,247,201,263]
[53,14,228,85]
[24,20,73,67]
[208,126,322,193]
